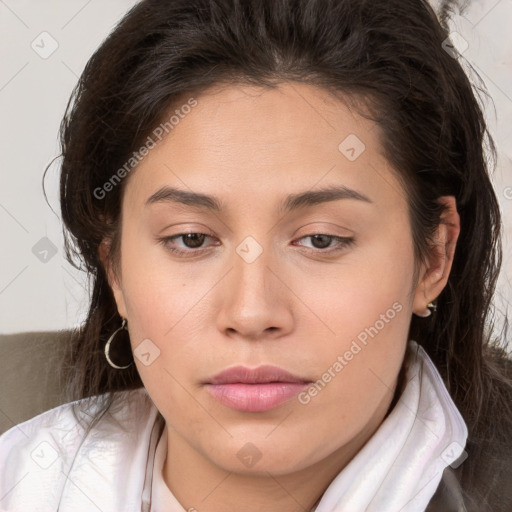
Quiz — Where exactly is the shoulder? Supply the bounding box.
[0,387,159,511]
[0,386,155,450]
[423,341,512,512]
[457,344,512,511]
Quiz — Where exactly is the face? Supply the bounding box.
[105,82,430,475]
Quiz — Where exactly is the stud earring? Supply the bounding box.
[414,301,437,318]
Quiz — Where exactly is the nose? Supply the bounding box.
[216,243,294,341]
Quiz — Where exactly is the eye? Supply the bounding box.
[158,232,217,256]
[293,234,355,253]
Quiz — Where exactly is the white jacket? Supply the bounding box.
[0,341,468,512]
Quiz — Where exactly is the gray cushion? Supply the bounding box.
[0,330,71,435]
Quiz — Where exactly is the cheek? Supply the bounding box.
[297,230,414,417]
[117,229,222,408]
[118,224,199,335]
[307,223,414,341]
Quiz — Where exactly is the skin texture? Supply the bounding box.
[100,82,460,511]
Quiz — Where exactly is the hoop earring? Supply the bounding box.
[104,318,134,369]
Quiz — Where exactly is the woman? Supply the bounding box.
[1,0,511,510]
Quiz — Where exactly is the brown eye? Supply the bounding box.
[309,234,333,249]
[158,232,217,256]
[294,234,355,253]
[179,233,207,248]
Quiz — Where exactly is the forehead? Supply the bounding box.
[166,82,376,151]
[123,82,406,213]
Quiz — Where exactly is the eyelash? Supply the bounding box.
[157,232,355,257]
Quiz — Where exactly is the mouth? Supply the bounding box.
[204,365,312,412]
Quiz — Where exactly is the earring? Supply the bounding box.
[415,301,437,318]
[104,318,134,369]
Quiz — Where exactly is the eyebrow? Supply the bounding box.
[145,184,372,213]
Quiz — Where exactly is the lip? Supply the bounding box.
[206,365,309,385]
[204,365,311,412]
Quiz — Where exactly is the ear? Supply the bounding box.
[412,196,460,315]
[98,238,128,319]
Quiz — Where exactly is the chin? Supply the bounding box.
[200,435,323,476]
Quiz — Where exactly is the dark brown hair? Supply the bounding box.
[56,0,512,508]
